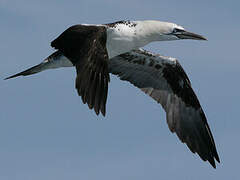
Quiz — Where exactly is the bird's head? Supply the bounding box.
[146,21,207,41]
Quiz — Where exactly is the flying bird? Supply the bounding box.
[5,20,219,168]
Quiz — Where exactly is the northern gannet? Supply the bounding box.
[5,20,219,168]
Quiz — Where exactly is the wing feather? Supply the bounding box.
[51,25,110,116]
[110,49,219,167]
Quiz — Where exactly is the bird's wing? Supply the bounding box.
[109,49,220,168]
[51,25,110,116]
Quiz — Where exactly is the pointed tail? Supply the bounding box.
[4,63,46,80]
[5,51,73,80]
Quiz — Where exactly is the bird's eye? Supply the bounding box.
[173,28,185,33]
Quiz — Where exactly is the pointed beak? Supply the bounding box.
[175,31,207,40]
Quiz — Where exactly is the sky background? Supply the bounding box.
[0,0,239,179]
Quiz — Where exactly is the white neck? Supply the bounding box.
[134,20,181,41]
[106,20,178,58]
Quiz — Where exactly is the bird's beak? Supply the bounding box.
[175,31,207,40]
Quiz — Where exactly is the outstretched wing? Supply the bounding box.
[51,25,110,116]
[109,49,220,168]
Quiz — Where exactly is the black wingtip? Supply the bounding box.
[215,152,220,163]
[209,159,216,169]
[208,152,221,168]
[101,110,106,117]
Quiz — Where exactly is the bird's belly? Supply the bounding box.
[45,54,74,69]
[106,38,138,59]
[106,28,145,59]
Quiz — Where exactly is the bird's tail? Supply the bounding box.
[4,51,73,80]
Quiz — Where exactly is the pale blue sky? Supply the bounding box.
[1,0,239,179]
